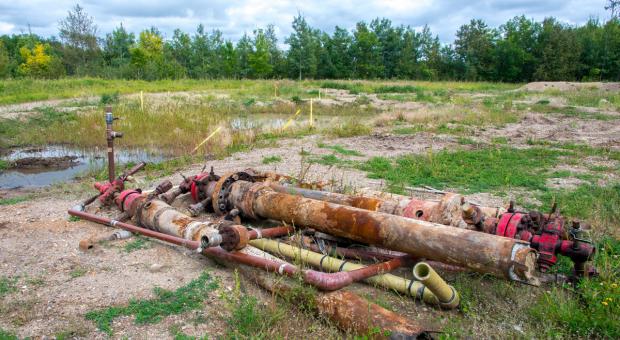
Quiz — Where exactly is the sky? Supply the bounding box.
[0,0,613,45]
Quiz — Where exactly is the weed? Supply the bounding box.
[0,328,19,340]
[491,136,509,144]
[318,143,363,156]
[373,85,420,93]
[85,271,218,335]
[261,155,282,164]
[0,196,28,206]
[392,126,423,135]
[324,120,371,138]
[100,91,120,105]
[70,267,88,279]
[0,276,18,297]
[123,235,151,253]
[529,237,620,338]
[456,137,477,145]
[0,159,9,171]
[68,215,81,222]
[222,271,283,339]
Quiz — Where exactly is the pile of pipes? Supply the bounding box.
[68,107,597,338]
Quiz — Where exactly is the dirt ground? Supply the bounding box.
[1,82,619,339]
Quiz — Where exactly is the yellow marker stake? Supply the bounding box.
[191,126,223,154]
[282,109,301,131]
[310,98,313,127]
[140,91,144,111]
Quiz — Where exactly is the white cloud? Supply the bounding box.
[0,0,611,43]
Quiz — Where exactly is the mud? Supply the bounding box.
[10,156,79,170]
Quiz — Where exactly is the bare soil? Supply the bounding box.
[521,81,620,92]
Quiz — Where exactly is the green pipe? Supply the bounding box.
[250,238,451,307]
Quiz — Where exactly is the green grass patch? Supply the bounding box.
[0,328,19,340]
[70,267,88,279]
[123,235,151,253]
[317,143,363,156]
[360,147,568,193]
[261,155,282,164]
[85,271,218,335]
[0,196,29,206]
[0,276,18,297]
[0,159,10,171]
[320,81,364,94]
[309,154,347,167]
[457,137,478,145]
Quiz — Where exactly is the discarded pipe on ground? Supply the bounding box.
[251,238,452,307]
[68,209,406,291]
[412,262,460,309]
[234,253,435,339]
[78,230,133,251]
[222,180,539,285]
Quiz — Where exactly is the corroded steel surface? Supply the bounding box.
[227,181,537,283]
[315,290,434,338]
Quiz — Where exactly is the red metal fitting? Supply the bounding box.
[190,173,211,202]
[94,178,124,204]
[115,189,142,212]
[495,213,526,238]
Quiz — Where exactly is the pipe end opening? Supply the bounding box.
[413,262,431,280]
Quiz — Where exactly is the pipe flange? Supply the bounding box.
[211,171,254,215]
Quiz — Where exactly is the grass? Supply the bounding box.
[85,271,218,335]
[0,196,29,205]
[317,143,363,156]
[261,155,282,164]
[123,235,151,253]
[222,271,283,339]
[0,328,19,340]
[361,147,568,194]
[0,276,18,297]
[69,267,88,279]
[529,237,620,338]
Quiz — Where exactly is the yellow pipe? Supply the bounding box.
[250,238,445,306]
[413,262,460,309]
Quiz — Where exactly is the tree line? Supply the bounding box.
[0,4,619,82]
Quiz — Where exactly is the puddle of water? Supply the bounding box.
[0,146,167,189]
[0,114,348,189]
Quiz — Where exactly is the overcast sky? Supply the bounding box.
[0,1,612,44]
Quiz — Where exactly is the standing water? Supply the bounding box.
[0,146,167,189]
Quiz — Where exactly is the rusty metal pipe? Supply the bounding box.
[235,262,436,338]
[226,181,538,285]
[68,209,379,291]
[248,225,295,239]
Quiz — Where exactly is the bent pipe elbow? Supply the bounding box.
[302,270,354,291]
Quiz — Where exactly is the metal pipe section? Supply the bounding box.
[413,262,460,309]
[234,257,435,338]
[68,209,393,291]
[225,181,539,285]
[251,238,447,306]
[105,106,123,183]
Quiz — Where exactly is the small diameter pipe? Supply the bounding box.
[413,262,460,309]
[68,209,370,292]
[248,226,295,240]
[250,238,446,307]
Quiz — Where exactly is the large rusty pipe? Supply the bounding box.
[226,181,538,285]
[270,183,489,228]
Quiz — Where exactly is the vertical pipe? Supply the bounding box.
[105,105,115,183]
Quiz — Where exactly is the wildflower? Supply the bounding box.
[602,301,608,306]
[612,283,618,289]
